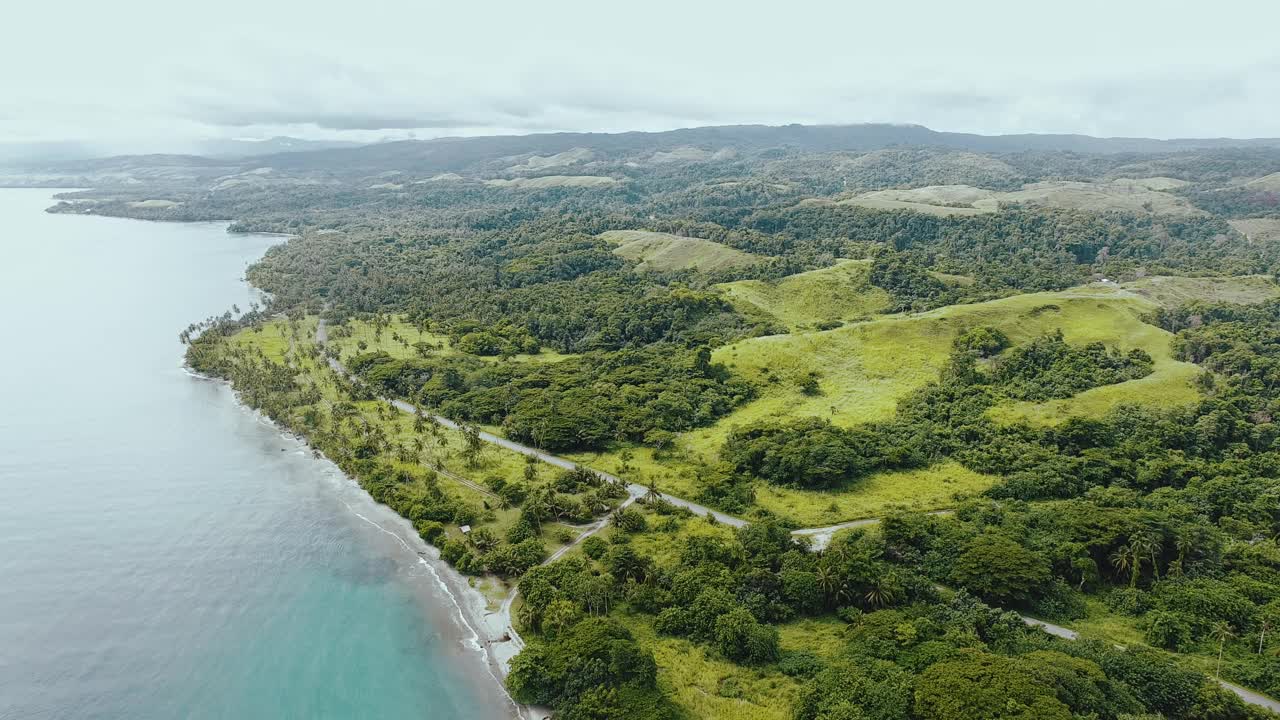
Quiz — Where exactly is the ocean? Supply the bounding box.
[0,189,513,719]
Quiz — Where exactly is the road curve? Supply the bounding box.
[793,510,956,551]
[313,319,1280,714]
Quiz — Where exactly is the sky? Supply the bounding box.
[3,0,1279,154]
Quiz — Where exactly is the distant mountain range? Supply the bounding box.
[0,136,363,168]
[248,124,1280,175]
[4,124,1280,187]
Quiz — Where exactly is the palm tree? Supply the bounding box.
[834,580,855,607]
[524,492,549,531]
[1213,622,1235,679]
[1130,530,1162,582]
[1110,544,1136,587]
[864,573,902,609]
[815,564,838,603]
[827,543,851,566]
[644,482,661,503]
[1175,532,1194,569]
[1259,619,1273,655]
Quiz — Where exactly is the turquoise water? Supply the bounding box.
[0,190,513,719]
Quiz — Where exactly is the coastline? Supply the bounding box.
[186,366,540,720]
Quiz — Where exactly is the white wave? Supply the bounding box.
[336,498,524,714]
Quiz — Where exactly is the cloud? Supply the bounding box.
[189,108,503,131]
[1,0,1278,149]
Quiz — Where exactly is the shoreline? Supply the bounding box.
[186,366,540,720]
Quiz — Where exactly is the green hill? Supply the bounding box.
[716,259,891,330]
[600,230,762,272]
[705,284,1198,445]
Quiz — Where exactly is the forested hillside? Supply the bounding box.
[150,125,1280,718]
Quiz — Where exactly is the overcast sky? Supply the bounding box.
[4,0,1278,153]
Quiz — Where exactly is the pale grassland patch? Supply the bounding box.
[601,230,762,273]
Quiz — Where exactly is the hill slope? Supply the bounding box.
[600,230,761,272]
[716,259,891,330]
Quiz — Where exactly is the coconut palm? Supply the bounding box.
[1213,621,1236,679]
[1130,530,1162,582]
[644,482,661,503]
[864,573,903,609]
[1110,544,1136,586]
[815,564,838,603]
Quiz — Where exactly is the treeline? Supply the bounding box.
[739,205,1271,292]
[349,342,755,452]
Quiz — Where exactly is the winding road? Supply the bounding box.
[313,320,1280,714]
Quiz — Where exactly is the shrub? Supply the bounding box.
[415,520,445,545]
[1143,610,1193,651]
[721,417,897,489]
[582,535,608,559]
[714,607,780,665]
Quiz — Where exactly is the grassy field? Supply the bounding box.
[710,284,1199,434]
[600,230,762,273]
[754,462,996,526]
[817,180,1201,217]
[1229,218,1280,244]
[484,175,618,190]
[229,318,300,363]
[1240,172,1280,192]
[1120,275,1280,308]
[1070,598,1148,647]
[621,616,799,720]
[716,259,891,331]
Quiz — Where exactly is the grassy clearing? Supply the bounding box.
[1120,275,1280,308]
[1229,218,1280,244]
[754,462,996,526]
[991,181,1201,215]
[778,617,849,659]
[979,288,1201,426]
[229,316,307,363]
[987,361,1201,427]
[484,175,618,189]
[824,180,1201,217]
[620,616,799,720]
[1109,177,1189,191]
[600,230,762,273]
[1240,172,1280,192]
[627,513,737,565]
[1071,598,1147,647]
[327,314,568,364]
[710,285,1197,436]
[507,147,594,172]
[716,259,890,331]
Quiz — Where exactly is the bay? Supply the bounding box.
[0,189,513,720]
